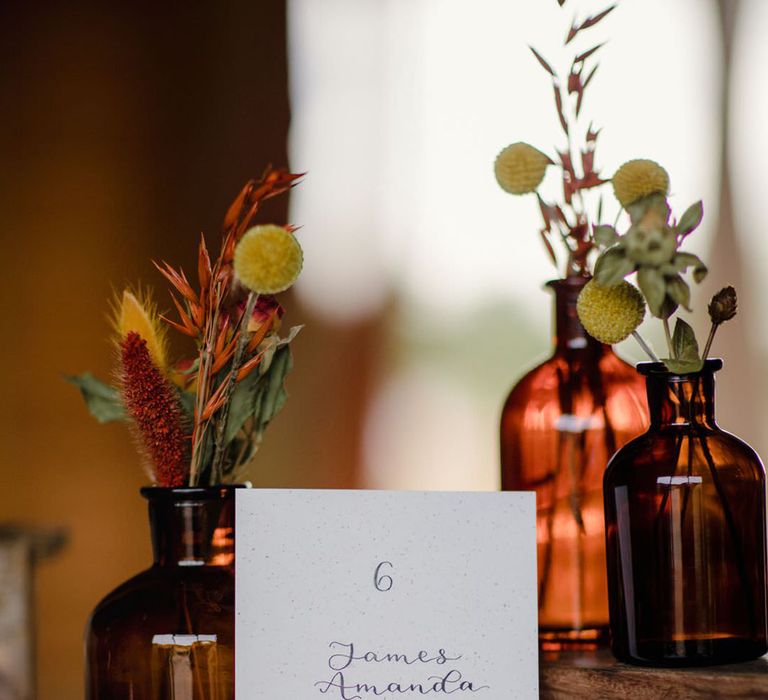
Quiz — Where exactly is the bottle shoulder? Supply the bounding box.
[501,351,645,417]
[605,425,766,485]
[87,565,234,631]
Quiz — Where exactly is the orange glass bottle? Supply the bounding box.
[604,360,768,666]
[500,277,647,647]
[85,486,239,699]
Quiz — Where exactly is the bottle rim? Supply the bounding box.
[636,358,723,377]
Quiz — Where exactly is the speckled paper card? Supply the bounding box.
[236,489,538,699]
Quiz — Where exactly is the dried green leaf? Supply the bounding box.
[671,317,701,363]
[676,201,704,239]
[224,344,293,445]
[174,386,196,422]
[693,263,708,284]
[663,358,704,374]
[65,373,126,424]
[662,252,707,283]
[594,247,634,286]
[593,224,618,248]
[625,193,668,225]
[637,266,666,317]
[666,274,691,311]
[658,296,678,320]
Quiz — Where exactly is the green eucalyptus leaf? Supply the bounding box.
[637,266,666,317]
[593,224,619,248]
[224,345,293,445]
[174,386,196,422]
[693,264,708,284]
[677,201,704,238]
[255,325,303,377]
[626,193,669,225]
[666,251,708,283]
[594,247,635,286]
[672,317,700,362]
[663,357,704,374]
[65,373,126,423]
[666,274,691,311]
[659,296,679,320]
[258,347,292,429]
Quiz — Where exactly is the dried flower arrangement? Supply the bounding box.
[494,0,736,370]
[68,168,304,487]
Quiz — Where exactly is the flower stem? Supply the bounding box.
[696,429,757,636]
[702,322,718,360]
[632,331,659,362]
[663,317,674,358]
[189,284,223,486]
[209,292,259,484]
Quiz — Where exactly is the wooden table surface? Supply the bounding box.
[540,648,768,699]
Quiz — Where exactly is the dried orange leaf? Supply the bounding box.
[552,83,569,135]
[529,46,556,76]
[575,43,605,64]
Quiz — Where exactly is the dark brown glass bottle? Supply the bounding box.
[500,277,648,647]
[85,486,239,699]
[604,360,768,666]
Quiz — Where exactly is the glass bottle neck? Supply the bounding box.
[644,366,718,430]
[548,277,606,357]
[143,487,237,567]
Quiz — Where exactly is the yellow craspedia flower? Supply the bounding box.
[612,159,670,208]
[114,289,168,370]
[494,142,550,195]
[577,279,646,344]
[234,224,303,294]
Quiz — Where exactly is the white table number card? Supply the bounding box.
[236,489,538,699]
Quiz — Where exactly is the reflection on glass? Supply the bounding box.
[151,635,219,700]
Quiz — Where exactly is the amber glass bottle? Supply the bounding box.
[501,277,647,647]
[85,486,239,699]
[604,361,768,666]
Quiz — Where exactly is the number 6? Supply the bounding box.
[374,561,393,592]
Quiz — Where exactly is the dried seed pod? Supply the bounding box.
[708,286,738,325]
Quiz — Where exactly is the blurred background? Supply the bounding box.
[0,0,765,697]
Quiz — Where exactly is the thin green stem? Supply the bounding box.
[189,285,223,486]
[209,292,259,484]
[702,322,719,360]
[696,429,757,636]
[632,331,659,362]
[663,317,675,358]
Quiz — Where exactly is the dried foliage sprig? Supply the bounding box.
[495,1,617,276]
[68,167,305,486]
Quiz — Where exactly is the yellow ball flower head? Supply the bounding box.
[577,279,646,344]
[114,289,168,371]
[612,159,670,208]
[234,225,303,294]
[494,142,550,195]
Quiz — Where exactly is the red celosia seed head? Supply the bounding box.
[119,332,189,487]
